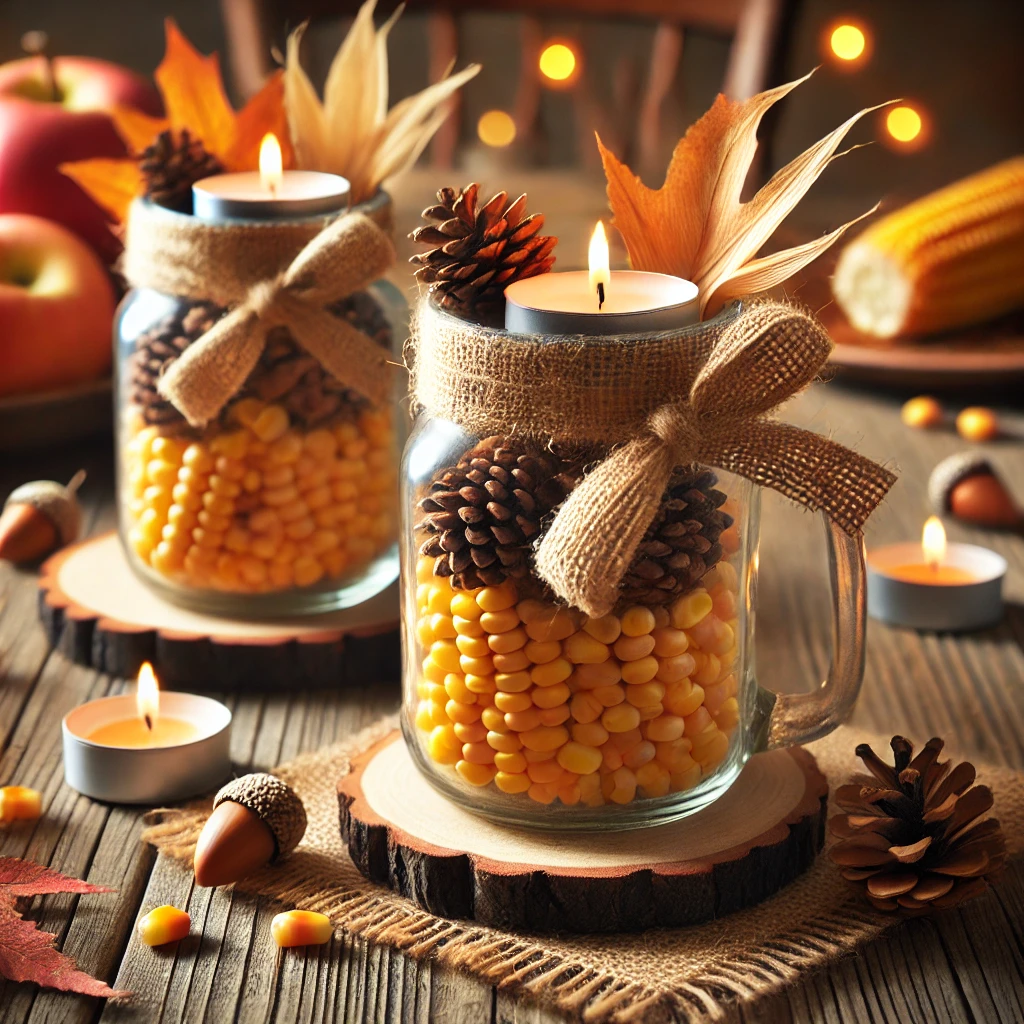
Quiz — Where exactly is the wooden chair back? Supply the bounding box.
[220,0,799,177]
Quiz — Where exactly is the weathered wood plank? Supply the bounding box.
[2,377,1023,1024]
[431,964,495,1024]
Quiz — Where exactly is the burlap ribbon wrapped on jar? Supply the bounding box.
[122,199,398,427]
[409,296,896,619]
[115,198,403,612]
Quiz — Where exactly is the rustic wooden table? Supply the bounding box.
[2,172,1023,1023]
[2,381,1022,1024]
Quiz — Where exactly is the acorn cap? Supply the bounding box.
[3,474,84,547]
[212,773,306,861]
[928,453,998,514]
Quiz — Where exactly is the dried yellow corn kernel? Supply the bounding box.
[138,905,191,946]
[271,909,332,947]
[0,785,42,822]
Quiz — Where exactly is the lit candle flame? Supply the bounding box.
[589,221,610,310]
[259,133,283,196]
[922,516,947,570]
[137,662,160,732]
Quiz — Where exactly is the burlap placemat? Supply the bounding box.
[144,720,1024,1024]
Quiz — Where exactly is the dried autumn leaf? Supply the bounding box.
[599,70,884,317]
[109,106,169,156]
[58,158,143,224]
[224,71,294,173]
[0,857,125,997]
[156,18,236,162]
[61,19,291,223]
[284,0,480,203]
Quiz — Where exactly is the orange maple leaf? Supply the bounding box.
[599,71,880,317]
[58,158,143,225]
[60,18,292,222]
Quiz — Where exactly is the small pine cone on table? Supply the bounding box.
[409,183,557,327]
[829,735,1006,916]
[618,467,732,607]
[417,437,571,590]
[140,128,224,212]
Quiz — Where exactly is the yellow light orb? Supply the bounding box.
[886,105,923,143]
[830,24,866,61]
[477,110,517,148]
[539,42,577,82]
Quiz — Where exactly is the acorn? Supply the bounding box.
[0,470,85,564]
[928,453,1021,529]
[193,773,306,888]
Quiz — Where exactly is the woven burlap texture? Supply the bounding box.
[123,200,397,428]
[408,299,896,618]
[143,720,1024,1024]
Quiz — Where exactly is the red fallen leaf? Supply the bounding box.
[0,857,127,997]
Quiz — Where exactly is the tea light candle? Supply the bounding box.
[504,221,699,334]
[192,133,349,222]
[62,663,231,804]
[868,516,1006,631]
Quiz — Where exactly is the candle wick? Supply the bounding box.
[144,714,153,732]
[597,281,605,311]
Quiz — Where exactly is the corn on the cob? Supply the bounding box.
[833,157,1024,339]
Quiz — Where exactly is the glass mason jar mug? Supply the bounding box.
[401,419,866,830]
[115,196,404,616]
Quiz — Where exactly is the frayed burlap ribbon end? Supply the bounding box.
[534,303,895,617]
[156,212,396,428]
[411,297,896,620]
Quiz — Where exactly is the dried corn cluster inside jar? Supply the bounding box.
[405,434,745,812]
[117,291,400,609]
[411,556,741,807]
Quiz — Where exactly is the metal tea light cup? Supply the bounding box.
[63,692,232,804]
[867,542,1007,631]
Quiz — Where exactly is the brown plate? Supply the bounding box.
[0,378,112,452]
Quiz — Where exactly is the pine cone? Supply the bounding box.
[409,183,556,326]
[141,128,223,212]
[245,291,393,428]
[130,301,221,427]
[618,468,732,607]
[130,291,391,431]
[829,736,1006,916]
[417,437,571,590]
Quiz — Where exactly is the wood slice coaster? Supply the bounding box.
[339,731,828,934]
[38,532,399,690]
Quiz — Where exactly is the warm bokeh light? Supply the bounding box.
[830,23,866,61]
[588,221,610,307]
[539,42,577,82]
[886,105,923,144]
[477,110,516,148]
[259,132,283,192]
[136,661,160,730]
[922,516,947,568]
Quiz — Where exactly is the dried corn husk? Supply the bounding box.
[285,0,480,204]
[599,70,885,317]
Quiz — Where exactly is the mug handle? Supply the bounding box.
[752,513,867,750]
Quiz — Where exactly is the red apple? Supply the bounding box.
[0,56,161,264]
[0,213,115,397]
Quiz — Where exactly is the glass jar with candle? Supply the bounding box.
[399,292,880,830]
[115,148,404,616]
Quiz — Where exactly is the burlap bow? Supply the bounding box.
[155,212,396,427]
[411,298,896,619]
